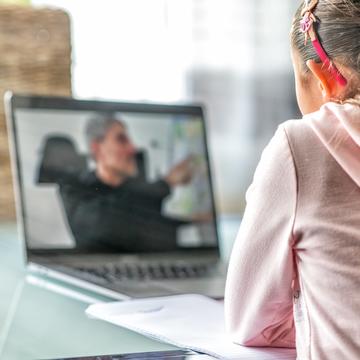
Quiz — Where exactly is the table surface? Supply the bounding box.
[0,217,240,360]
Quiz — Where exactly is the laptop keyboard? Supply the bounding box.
[74,262,215,282]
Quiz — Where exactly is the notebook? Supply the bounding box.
[86,294,296,360]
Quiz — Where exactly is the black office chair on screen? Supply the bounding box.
[37,135,147,184]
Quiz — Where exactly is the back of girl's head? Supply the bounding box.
[291,0,360,101]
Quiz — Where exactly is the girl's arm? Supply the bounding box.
[224,125,297,348]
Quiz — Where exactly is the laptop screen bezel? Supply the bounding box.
[6,93,221,259]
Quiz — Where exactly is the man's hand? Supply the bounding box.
[164,155,195,187]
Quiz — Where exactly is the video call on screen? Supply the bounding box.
[15,108,217,252]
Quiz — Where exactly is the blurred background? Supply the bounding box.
[0,0,301,223]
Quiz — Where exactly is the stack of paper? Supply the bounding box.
[86,294,296,360]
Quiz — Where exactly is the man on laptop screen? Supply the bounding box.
[16,104,217,252]
[57,113,207,252]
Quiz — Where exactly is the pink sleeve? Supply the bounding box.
[224,125,297,348]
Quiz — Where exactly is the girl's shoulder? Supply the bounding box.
[276,117,321,160]
[278,102,360,188]
[271,104,340,181]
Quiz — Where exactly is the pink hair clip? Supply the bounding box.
[300,0,347,86]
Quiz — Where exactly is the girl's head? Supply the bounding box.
[291,0,360,114]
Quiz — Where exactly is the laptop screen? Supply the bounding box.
[9,96,219,254]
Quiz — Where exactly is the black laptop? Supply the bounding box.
[5,93,226,299]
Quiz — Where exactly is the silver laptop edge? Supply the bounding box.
[27,263,130,300]
[4,91,28,270]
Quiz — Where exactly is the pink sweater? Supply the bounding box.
[224,102,360,359]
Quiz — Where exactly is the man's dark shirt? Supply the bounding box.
[58,172,186,252]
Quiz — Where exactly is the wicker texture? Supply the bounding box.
[0,5,72,221]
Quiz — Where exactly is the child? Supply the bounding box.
[224,0,360,359]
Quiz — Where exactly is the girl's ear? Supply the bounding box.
[306,60,340,100]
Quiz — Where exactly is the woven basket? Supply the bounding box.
[0,5,72,221]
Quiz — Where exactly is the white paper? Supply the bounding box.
[86,294,296,360]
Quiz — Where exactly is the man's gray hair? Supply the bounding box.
[85,112,125,149]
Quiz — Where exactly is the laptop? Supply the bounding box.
[5,93,226,300]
